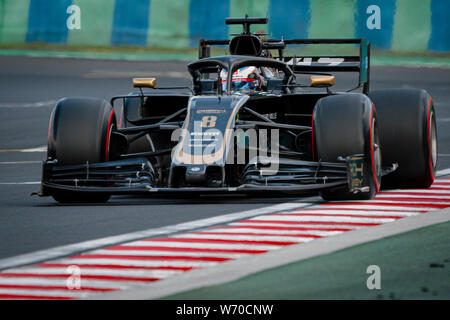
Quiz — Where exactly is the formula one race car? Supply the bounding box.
[38,17,437,203]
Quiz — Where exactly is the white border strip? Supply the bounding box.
[437,168,450,177]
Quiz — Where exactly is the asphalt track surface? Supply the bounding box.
[0,55,449,268]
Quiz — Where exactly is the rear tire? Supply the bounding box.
[312,94,381,200]
[47,97,116,203]
[368,88,437,189]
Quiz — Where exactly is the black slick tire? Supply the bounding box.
[312,94,381,200]
[47,97,116,203]
[368,88,437,189]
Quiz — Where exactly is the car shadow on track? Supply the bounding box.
[34,193,322,207]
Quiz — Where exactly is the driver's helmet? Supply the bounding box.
[220,66,264,91]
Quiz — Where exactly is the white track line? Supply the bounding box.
[171,233,312,243]
[2,267,180,279]
[0,146,46,153]
[52,258,217,268]
[248,215,396,224]
[375,194,450,199]
[231,221,363,229]
[315,204,435,211]
[0,161,41,165]
[0,182,40,185]
[278,209,417,217]
[0,277,126,289]
[384,189,450,194]
[120,240,280,250]
[204,227,341,237]
[0,100,56,108]
[0,288,87,299]
[343,199,450,205]
[437,168,450,176]
[90,249,246,259]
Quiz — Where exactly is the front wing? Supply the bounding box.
[37,155,374,197]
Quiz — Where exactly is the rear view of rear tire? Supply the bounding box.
[369,88,437,189]
[47,97,116,203]
[312,94,381,200]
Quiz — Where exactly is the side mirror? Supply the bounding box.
[199,79,218,93]
[133,78,157,88]
[310,75,335,87]
[266,79,284,91]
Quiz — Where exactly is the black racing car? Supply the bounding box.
[37,17,437,203]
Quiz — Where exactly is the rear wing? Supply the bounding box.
[198,37,371,93]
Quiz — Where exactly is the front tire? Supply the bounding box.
[47,97,116,203]
[312,94,381,200]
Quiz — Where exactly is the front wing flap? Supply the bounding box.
[38,155,387,196]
